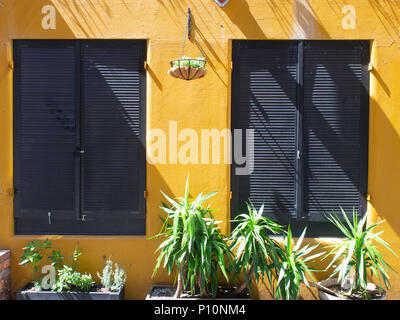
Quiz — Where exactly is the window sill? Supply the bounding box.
[11,234,148,240]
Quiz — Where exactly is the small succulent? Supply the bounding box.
[97,257,127,292]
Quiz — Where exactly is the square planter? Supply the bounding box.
[16,284,125,300]
[0,250,11,300]
[146,285,250,300]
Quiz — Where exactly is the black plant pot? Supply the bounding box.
[16,283,125,300]
[317,279,387,300]
[146,285,250,300]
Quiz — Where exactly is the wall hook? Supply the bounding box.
[187,7,192,40]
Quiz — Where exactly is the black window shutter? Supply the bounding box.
[14,40,79,221]
[231,41,298,223]
[80,40,146,221]
[302,41,369,221]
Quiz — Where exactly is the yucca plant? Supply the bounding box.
[228,201,284,296]
[271,226,322,300]
[322,207,397,299]
[152,178,234,299]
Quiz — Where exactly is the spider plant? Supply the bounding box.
[152,178,234,298]
[322,207,397,299]
[271,226,322,300]
[227,201,284,296]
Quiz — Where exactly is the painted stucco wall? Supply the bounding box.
[0,0,400,299]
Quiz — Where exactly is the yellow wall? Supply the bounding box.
[1,0,400,299]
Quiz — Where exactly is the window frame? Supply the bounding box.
[13,39,147,235]
[230,40,370,237]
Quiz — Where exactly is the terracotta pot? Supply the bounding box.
[317,278,387,300]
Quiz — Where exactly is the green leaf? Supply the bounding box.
[324,207,397,296]
[293,227,307,252]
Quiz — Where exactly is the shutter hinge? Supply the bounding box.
[368,62,373,71]
[81,214,87,222]
[144,61,147,70]
[229,191,232,199]
[230,61,233,72]
[366,193,371,201]
[9,60,14,70]
[8,188,15,196]
[144,190,148,198]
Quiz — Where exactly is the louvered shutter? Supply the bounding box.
[81,40,146,221]
[231,41,298,223]
[302,41,369,221]
[14,40,79,221]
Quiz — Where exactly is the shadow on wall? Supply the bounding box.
[54,0,111,37]
[291,0,331,39]
[219,0,331,39]
[53,0,400,43]
[192,26,228,87]
[217,0,266,38]
[368,0,400,39]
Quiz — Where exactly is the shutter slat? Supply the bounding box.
[303,42,368,221]
[14,41,78,220]
[232,42,298,223]
[81,41,145,216]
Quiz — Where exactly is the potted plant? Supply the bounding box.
[168,56,207,80]
[317,207,396,300]
[148,179,243,299]
[17,240,126,300]
[268,226,323,300]
[96,257,126,297]
[0,249,11,300]
[227,202,284,297]
[229,202,322,300]
[167,8,208,81]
